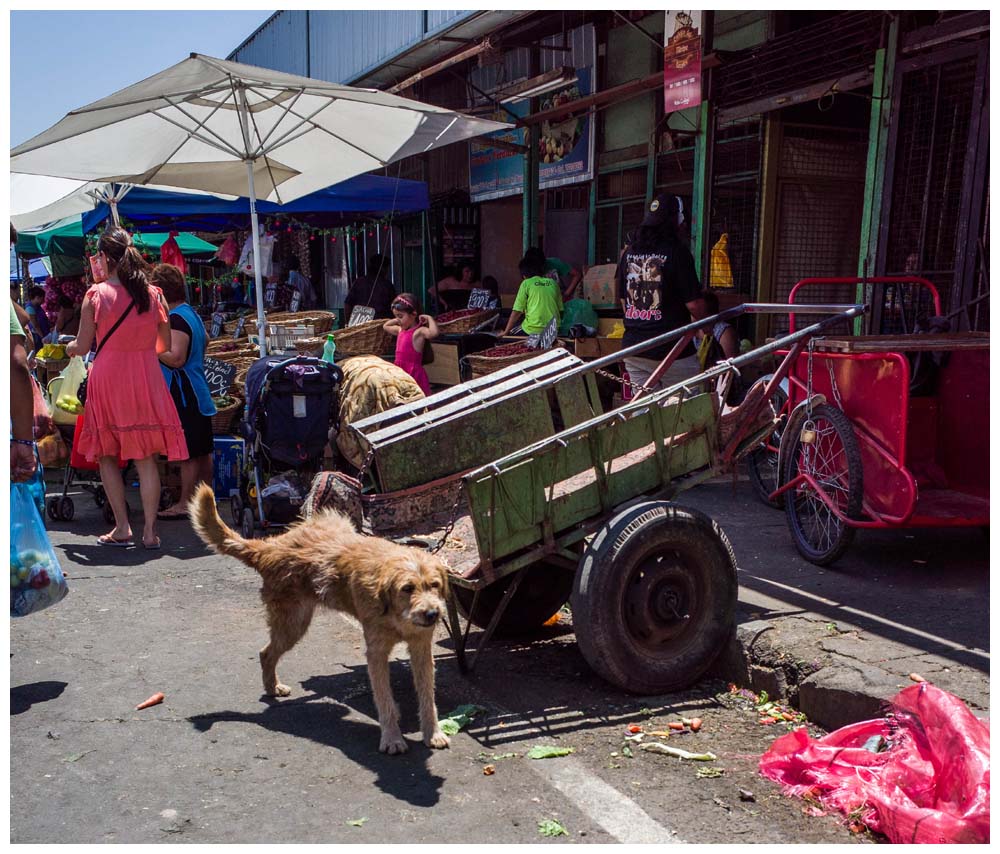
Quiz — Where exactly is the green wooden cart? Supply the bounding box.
[345,302,866,694]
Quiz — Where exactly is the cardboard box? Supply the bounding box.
[424,341,462,386]
[581,263,619,307]
[213,435,245,498]
[573,318,625,359]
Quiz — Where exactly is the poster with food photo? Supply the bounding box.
[664,10,702,114]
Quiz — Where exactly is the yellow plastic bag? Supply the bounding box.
[50,356,87,425]
[710,233,734,289]
[607,321,625,339]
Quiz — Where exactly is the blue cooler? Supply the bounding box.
[213,435,245,498]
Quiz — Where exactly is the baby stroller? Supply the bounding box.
[231,355,342,538]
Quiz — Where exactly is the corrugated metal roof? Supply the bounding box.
[227,10,531,89]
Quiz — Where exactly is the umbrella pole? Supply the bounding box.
[245,160,268,357]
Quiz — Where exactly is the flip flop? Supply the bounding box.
[142,538,162,551]
[98,534,134,548]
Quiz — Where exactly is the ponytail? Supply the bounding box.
[98,227,151,313]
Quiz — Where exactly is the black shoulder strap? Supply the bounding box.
[95,298,136,358]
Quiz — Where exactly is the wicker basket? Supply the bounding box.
[294,336,327,357]
[267,310,337,335]
[210,347,259,363]
[332,318,393,357]
[436,309,499,335]
[211,393,244,434]
[464,345,567,379]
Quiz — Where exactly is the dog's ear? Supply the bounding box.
[376,573,396,616]
[435,561,449,597]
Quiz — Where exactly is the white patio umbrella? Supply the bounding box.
[11,53,511,354]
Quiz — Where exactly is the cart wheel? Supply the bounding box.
[158,488,173,512]
[94,486,106,508]
[453,562,575,638]
[59,496,75,521]
[747,381,788,508]
[783,403,863,566]
[230,493,244,527]
[240,507,255,540]
[47,497,62,522]
[571,501,737,694]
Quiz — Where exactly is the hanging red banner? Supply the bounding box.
[663,10,703,114]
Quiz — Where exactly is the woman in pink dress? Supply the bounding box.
[382,293,439,395]
[67,227,188,550]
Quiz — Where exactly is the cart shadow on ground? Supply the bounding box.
[186,665,446,808]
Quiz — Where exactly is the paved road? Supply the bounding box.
[10,474,987,843]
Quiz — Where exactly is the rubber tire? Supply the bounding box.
[454,561,575,638]
[94,486,106,508]
[571,501,738,695]
[59,496,75,521]
[783,403,863,567]
[47,498,62,522]
[230,493,243,527]
[747,381,788,508]
[240,507,255,540]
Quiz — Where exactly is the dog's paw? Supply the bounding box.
[425,730,451,750]
[379,732,409,755]
[266,683,292,698]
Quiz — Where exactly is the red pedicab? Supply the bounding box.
[748,277,989,565]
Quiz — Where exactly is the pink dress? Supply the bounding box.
[394,326,430,394]
[75,281,188,463]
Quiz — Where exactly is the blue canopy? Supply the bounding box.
[81,174,429,233]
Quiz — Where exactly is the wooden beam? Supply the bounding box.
[387,38,493,94]
[518,71,663,127]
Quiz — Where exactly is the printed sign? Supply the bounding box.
[348,305,376,327]
[526,317,560,350]
[210,311,226,338]
[232,315,247,340]
[203,356,237,397]
[289,290,302,313]
[470,64,596,203]
[467,288,495,310]
[664,11,703,114]
[264,282,277,307]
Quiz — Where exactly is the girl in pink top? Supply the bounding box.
[383,293,439,395]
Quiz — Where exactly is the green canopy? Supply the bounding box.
[15,220,217,259]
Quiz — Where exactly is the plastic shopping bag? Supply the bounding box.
[51,356,87,425]
[709,233,734,289]
[31,374,55,439]
[759,683,990,843]
[10,481,69,617]
[160,231,188,275]
[558,298,599,337]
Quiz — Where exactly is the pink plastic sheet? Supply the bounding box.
[759,683,989,843]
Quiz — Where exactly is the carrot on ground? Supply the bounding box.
[135,692,165,710]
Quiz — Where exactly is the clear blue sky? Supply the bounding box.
[11,10,275,147]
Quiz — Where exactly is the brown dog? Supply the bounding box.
[188,483,451,755]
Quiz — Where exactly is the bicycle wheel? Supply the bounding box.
[783,404,863,566]
[747,380,788,508]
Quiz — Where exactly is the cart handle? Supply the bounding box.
[788,277,942,333]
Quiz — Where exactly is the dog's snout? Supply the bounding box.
[424,608,440,622]
[412,607,440,626]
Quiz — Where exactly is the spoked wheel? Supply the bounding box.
[240,507,255,540]
[783,403,863,566]
[230,493,244,527]
[747,380,788,508]
[454,561,575,638]
[571,501,738,694]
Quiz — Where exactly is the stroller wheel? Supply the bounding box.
[47,497,62,522]
[59,496,75,521]
[102,502,116,525]
[158,488,173,512]
[94,486,106,508]
[230,493,243,526]
[240,507,255,539]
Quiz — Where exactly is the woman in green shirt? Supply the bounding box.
[502,251,563,336]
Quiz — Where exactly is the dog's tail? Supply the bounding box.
[189,483,260,569]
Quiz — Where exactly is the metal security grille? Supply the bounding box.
[708,117,762,293]
[882,54,979,320]
[771,125,868,335]
[714,11,885,108]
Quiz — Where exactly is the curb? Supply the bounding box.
[709,618,912,731]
